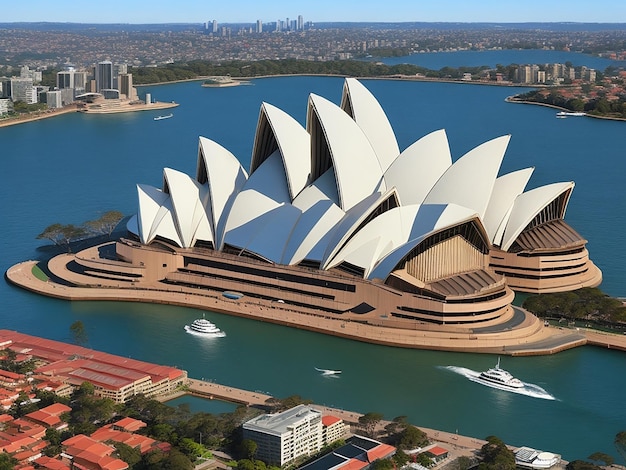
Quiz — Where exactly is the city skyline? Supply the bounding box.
[5,0,626,24]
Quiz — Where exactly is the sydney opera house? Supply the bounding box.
[10,78,603,352]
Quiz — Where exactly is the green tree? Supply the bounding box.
[84,210,125,238]
[70,320,88,346]
[240,439,258,460]
[114,441,142,467]
[616,431,626,464]
[178,437,204,459]
[588,452,614,466]
[36,223,87,252]
[0,452,18,470]
[398,425,429,450]
[371,458,394,470]
[566,460,602,470]
[478,435,516,470]
[358,412,384,437]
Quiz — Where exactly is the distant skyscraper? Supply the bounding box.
[256,20,262,33]
[96,60,113,92]
[298,15,303,30]
[212,20,218,33]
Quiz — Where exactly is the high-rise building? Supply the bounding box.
[96,61,113,92]
[298,15,303,30]
[118,73,136,100]
[212,20,218,33]
[10,78,36,104]
[256,20,262,33]
[57,71,74,90]
[242,405,323,466]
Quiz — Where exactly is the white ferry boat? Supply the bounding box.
[556,111,586,118]
[472,357,523,389]
[184,315,226,337]
[315,367,342,376]
[154,113,173,121]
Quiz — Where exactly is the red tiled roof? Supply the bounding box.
[33,455,72,469]
[427,445,448,457]
[367,444,396,462]
[40,403,71,416]
[322,415,341,426]
[112,416,146,432]
[340,458,368,470]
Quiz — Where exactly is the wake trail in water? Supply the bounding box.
[441,366,556,400]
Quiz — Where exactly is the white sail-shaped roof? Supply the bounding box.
[136,184,182,247]
[320,188,399,270]
[367,204,482,281]
[500,182,575,251]
[483,168,535,246]
[250,103,311,201]
[325,205,421,275]
[163,168,213,248]
[384,129,452,206]
[423,135,510,219]
[136,184,169,245]
[282,171,345,265]
[341,78,399,172]
[307,93,385,211]
[238,203,303,263]
[197,137,248,249]
[223,150,292,251]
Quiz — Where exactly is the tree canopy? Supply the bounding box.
[478,435,516,470]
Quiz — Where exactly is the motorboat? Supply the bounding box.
[474,357,523,389]
[315,367,342,375]
[184,316,226,337]
[556,111,586,118]
[154,113,173,121]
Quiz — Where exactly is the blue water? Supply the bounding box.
[2,64,626,462]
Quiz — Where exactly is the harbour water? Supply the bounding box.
[1,63,626,462]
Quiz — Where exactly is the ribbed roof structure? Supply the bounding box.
[129,78,589,288]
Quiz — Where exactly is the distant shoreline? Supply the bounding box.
[506,96,626,122]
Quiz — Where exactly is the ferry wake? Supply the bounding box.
[440,362,555,400]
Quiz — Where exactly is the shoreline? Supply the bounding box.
[162,377,564,465]
[7,257,626,356]
[506,96,626,122]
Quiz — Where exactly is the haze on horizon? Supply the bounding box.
[6,0,626,24]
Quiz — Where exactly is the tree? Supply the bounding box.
[240,439,258,460]
[114,441,142,467]
[478,435,516,470]
[358,412,384,437]
[615,431,626,464]
[566,461,602,470]
[0,453,18,470]
[70,320,88,346]
[397,425,429,450]
[588,452,614,466]
[36,223,87,252]
[84,210,124,238]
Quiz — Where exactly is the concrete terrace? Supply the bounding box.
[8,253,622,356]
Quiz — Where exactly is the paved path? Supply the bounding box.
[6,259,602,356]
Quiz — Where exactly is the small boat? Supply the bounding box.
[184,315,226,337]
[556,111,585,118]
[315,367,342,375]
[471,357,523,389]
[154,113,173,121]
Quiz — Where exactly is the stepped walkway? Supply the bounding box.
[7,257,619,356]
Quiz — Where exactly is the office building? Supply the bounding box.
[10,78,36,104]
[243,405,323,466]
[96,60,113,92]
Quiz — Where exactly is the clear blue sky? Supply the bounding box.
[5,0,626,24]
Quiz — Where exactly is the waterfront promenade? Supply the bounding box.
[165,377,539,463]
[6,257,599,356]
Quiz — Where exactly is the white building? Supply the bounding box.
[243,404,323,466]
[0,98,11,115]
[10,78,36,104]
